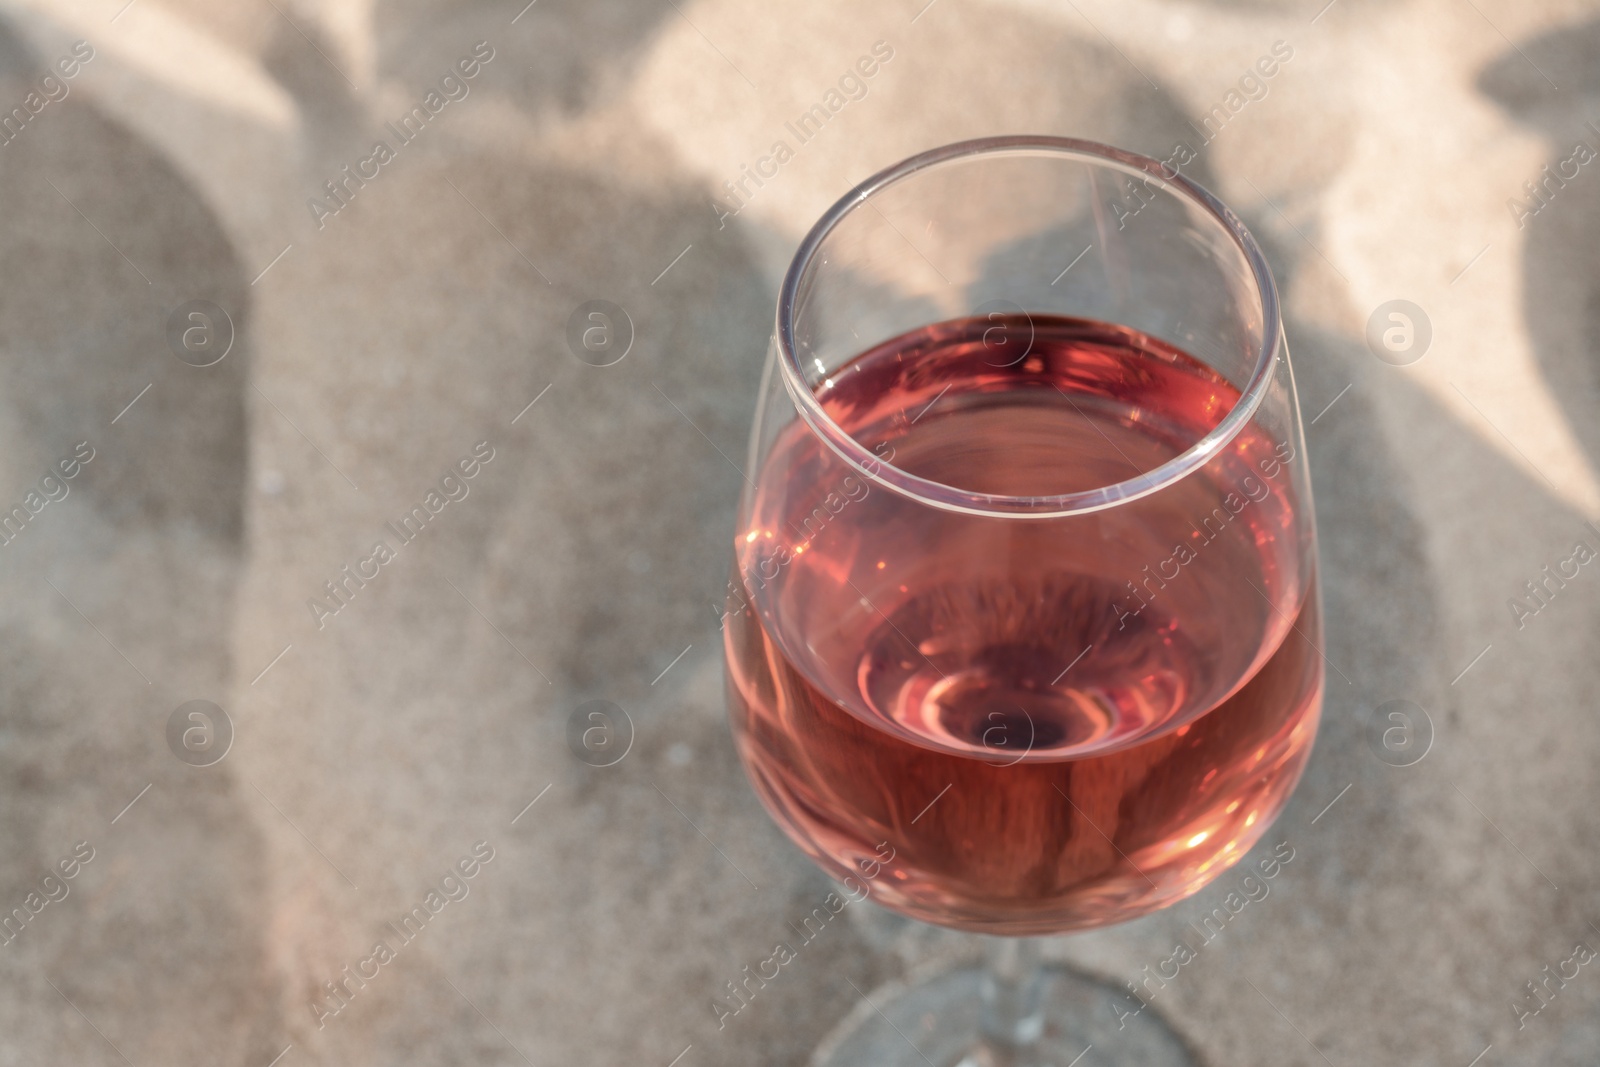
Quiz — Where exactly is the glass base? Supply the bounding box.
[812,961,1198,1067]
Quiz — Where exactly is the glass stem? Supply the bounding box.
[979,937,1046,1051]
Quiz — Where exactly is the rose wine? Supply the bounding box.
[724,315,1322,933]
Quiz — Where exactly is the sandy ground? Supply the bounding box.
[0,0,1598,1064]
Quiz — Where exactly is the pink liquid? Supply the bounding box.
[724,316,1322,933]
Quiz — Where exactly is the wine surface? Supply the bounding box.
[725,315,1322,932]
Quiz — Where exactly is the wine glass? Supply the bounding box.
[722,136,1321,1066]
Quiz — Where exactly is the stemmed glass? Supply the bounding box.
[722,137,1322,1066]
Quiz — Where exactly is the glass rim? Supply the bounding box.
[774,135,1284,518]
